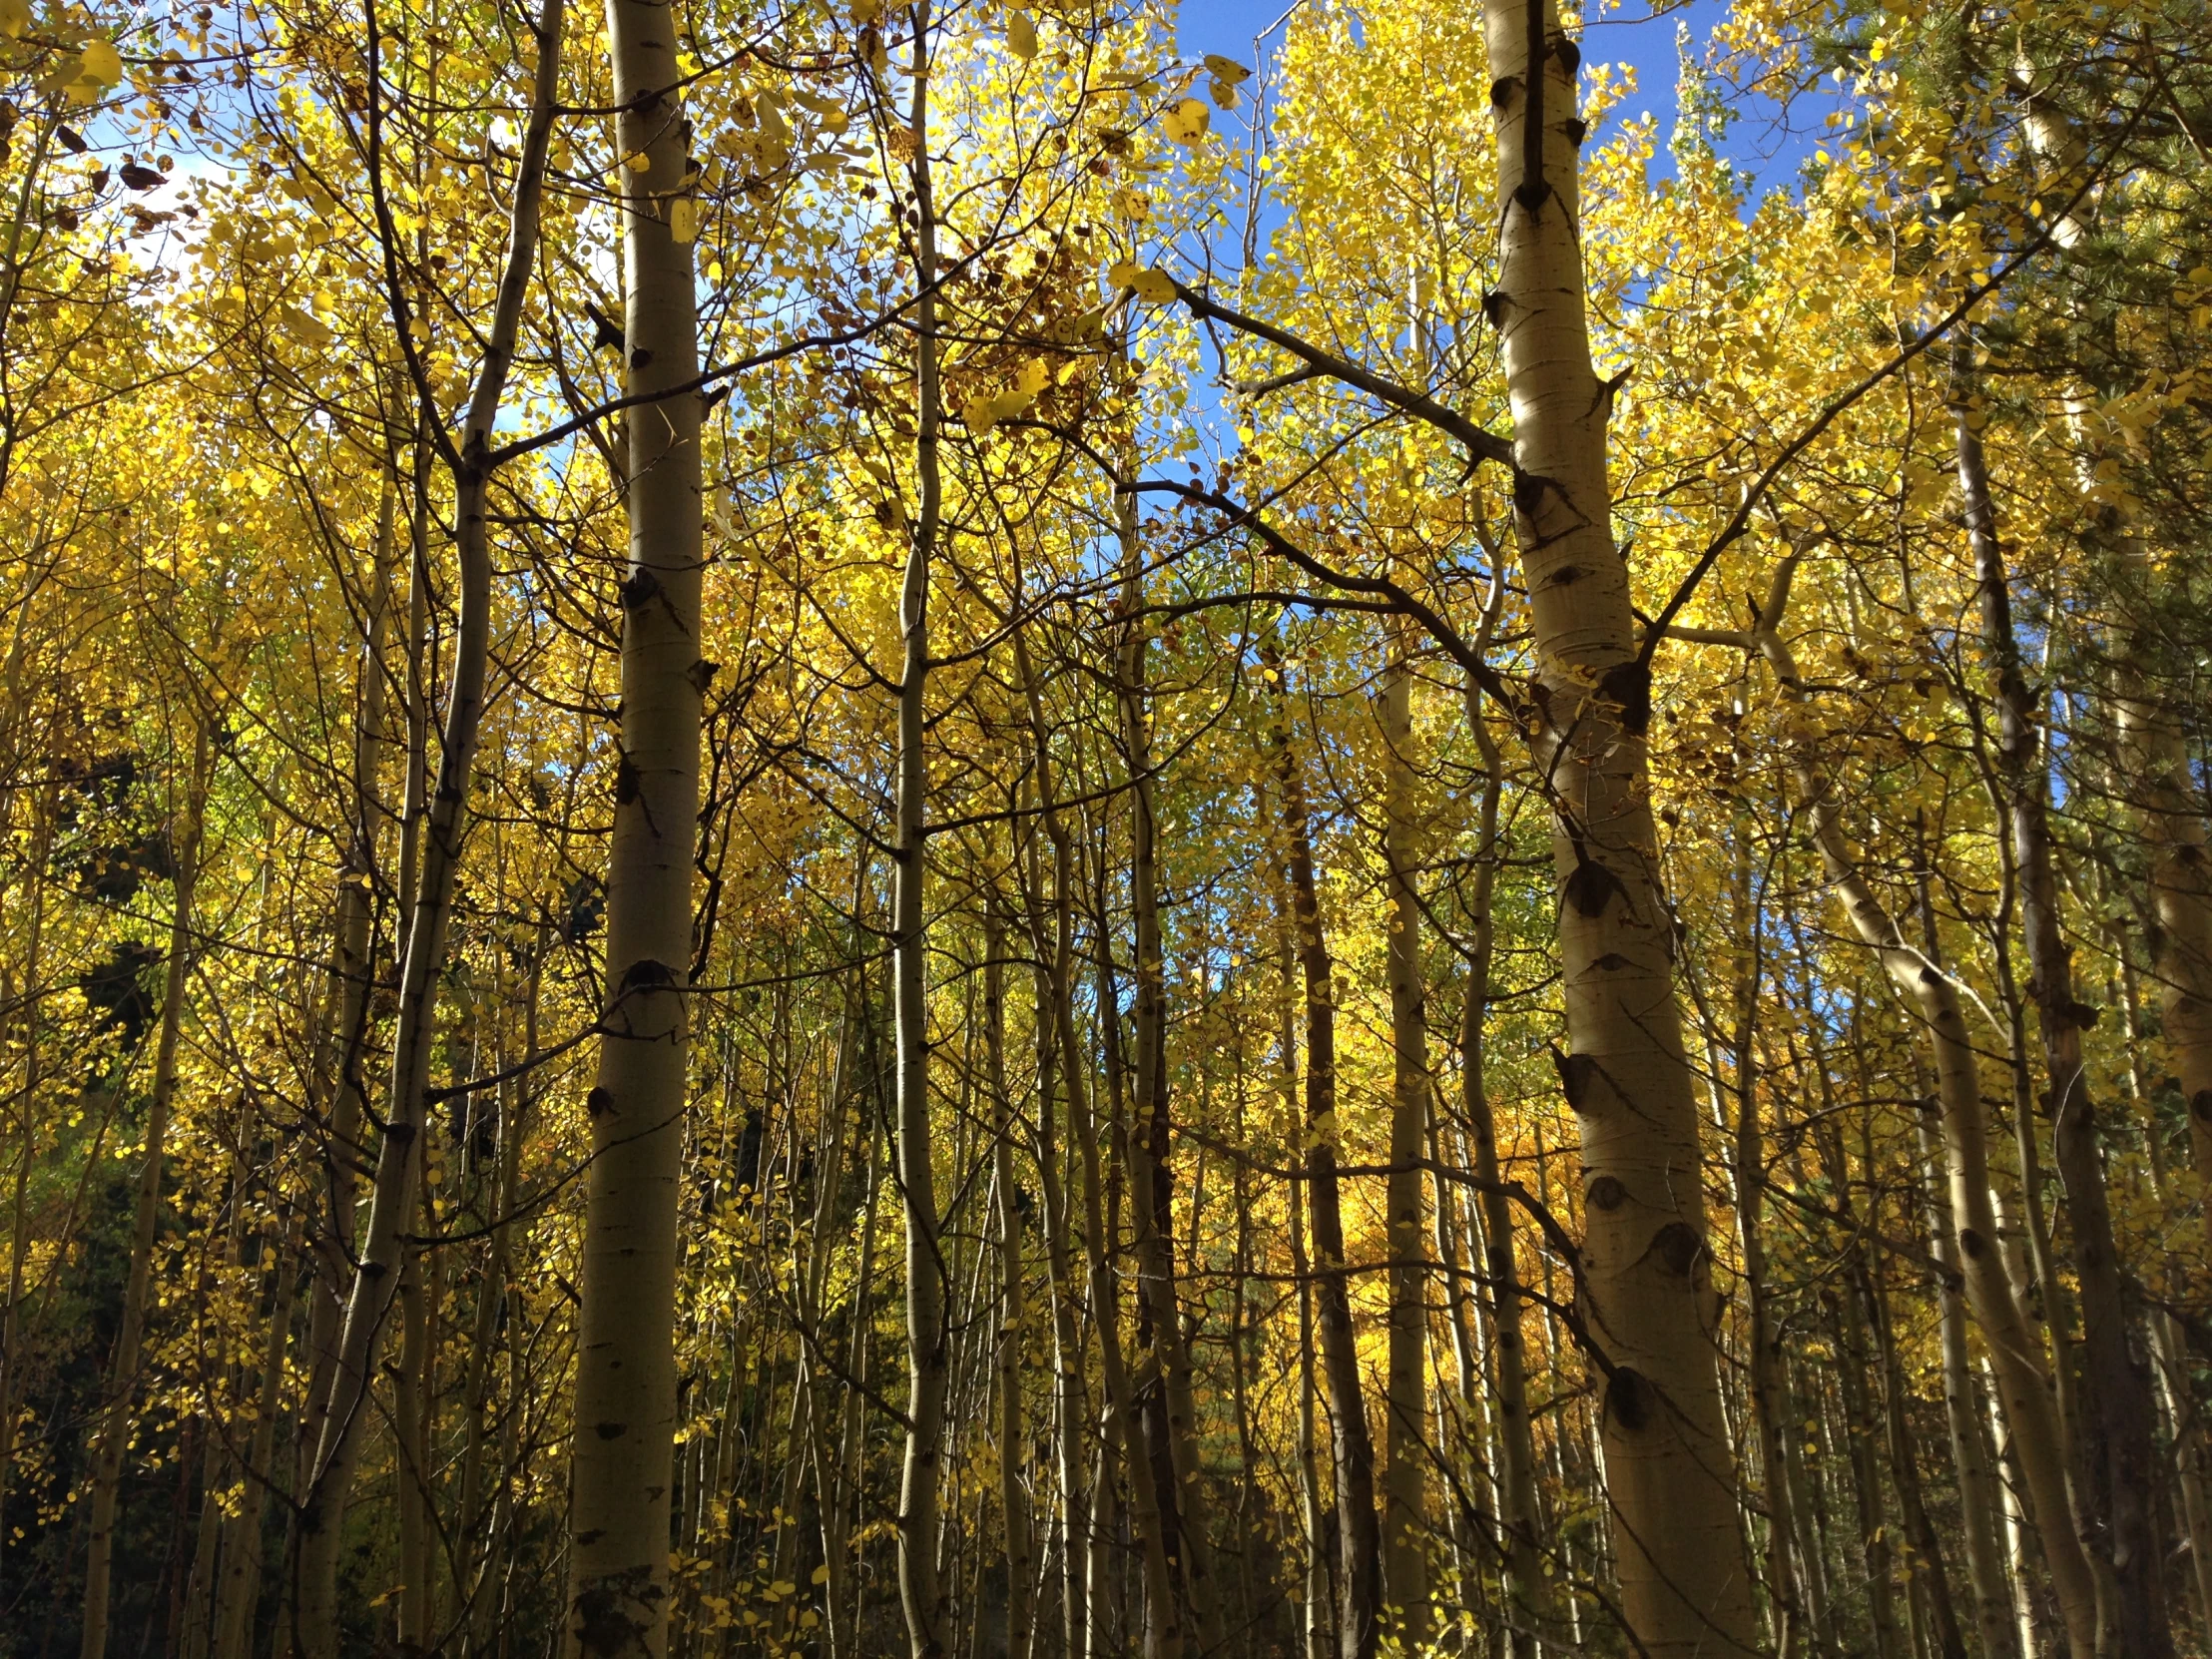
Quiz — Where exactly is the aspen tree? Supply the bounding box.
[1956,386,2169,1656]
[1378,618,1428,1645]
[1915,1100,2018,1659]
[1476,0,1756,1647]
[1457,664,1552,1655]
[1676,558,2102,1657]
[984,896,1035,1659]
[1012,627,1093,1659]
[1267,644,1381,1659]
[889,16,948,1652]
[294,6,567,1647]
[1717,836,1804,1657]
[79,720,210,1659]
[1015,614,1182,1654]
[559,0,708,1631]
[1112,481,1225,1654]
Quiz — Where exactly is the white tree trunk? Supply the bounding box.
[558,0,704,1640]
[1476,1,1756,1648]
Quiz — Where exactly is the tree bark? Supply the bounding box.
[888,19,947,1654]
[555,0,707,1638]
[1014,628,1181,1659]
[1915,1097,2020,1659]
[1475,3,1757,1647]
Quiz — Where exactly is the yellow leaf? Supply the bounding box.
[282,305,335,346]
[0,0,26,39]
[1162,98,1210,147]
[1129,269,1176,303]
[1210,76,1238,110]
[1203,53,1251,85]
[1106,259,1141,290]
[1111,187,1149,221]
[960,393,999,436]
[989,358,1052,421]
[669,197,698,244]
[626,152,651,174]
[811,1565,831,1586]
[1006,11,1036,59]
[79,38,123,87]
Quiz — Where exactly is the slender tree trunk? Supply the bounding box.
[1111,485,1224,1656]
[1378,623,1430,1647]
[1674,552,2101,1659]
[1008,681,1092,1659]
[80,721,211,1659]
[294,14,563,1650]
[1456,671,1550,1657]
[1278,932,1330,1659]
[1476,3,1756,1645]
[1267,651,1381,1659]
[1861,1182,1966,1659]
[1820,1126,1906,1659]
[1801,785,2098,1656]
[1915,1097,2020,1659]
[1014,631,1181,1659]
[459,940,543,1654]
[1713,827,1804,1659]
[1956,387,2169,1658]
[298,473,401,1538]
[985,898,1036,1659]
[889,20,947,1653]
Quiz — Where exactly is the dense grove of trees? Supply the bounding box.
[0,0,2208,1655]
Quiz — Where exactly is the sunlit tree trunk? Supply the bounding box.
[1915,1098,2019,1659]
[80,719,211,1659]
[1476,1,1756,1648]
